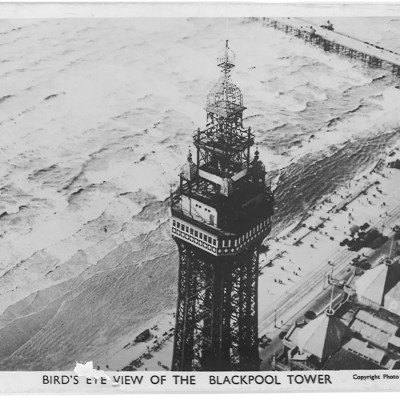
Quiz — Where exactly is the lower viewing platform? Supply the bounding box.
[171,215,271,256]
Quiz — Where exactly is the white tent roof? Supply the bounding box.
[384,281,400,315]
[294,311,350,361]
[355,263,388,305]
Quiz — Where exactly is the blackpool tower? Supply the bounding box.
[170,41,274,371]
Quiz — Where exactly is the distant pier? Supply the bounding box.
[262,17,400,76]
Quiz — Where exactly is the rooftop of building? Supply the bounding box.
[278,287,400,371]
[324,347,385,370]
[355,259,400,306]
[384,281,400,314]
[285,309,351,362]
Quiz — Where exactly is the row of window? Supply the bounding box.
[172,220,217,246]
[347,347,381,364]
[223,221,268,247]
[173,219,269,248]
[356,318,392,336]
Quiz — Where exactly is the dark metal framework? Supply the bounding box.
[171,239,263,371]
[194,124,254,177]
[171,41,274,371]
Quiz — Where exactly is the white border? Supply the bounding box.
[1,2,400,18]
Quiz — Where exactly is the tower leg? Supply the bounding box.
[171,240,262,371]
[171,241,198,371]
[230,241,261,371]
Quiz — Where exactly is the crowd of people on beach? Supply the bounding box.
[260,165,392,299]
[118,324,175,371]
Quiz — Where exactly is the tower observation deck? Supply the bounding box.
[170,41,274,371]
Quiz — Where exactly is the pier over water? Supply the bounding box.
[263,17,400,76]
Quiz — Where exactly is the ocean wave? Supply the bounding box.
[326,104,364,128]
[43,92,65,101]
[291,59,323,72]
[0,204,29,222]
[266,122,288,133]
[61,169,84,192]
[371,74,387,83]
[0,94,13,104]
[243,114,263,121]
[29,164,58,180]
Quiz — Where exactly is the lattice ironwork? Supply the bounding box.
[171,238,265,371]
[206,75,244,118]
[206,41,245,119]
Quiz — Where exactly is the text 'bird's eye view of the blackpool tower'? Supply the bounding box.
[170,41,275,372]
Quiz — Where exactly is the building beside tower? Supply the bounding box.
[170,41,274,371]
[272,258,400,371]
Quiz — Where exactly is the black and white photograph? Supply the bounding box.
[2,3,400,391]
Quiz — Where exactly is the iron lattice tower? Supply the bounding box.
[170,41,274,371]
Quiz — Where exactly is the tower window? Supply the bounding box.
[195,231,198,237]
[199,233,203,240]
[213,239,216,246]
[173,221,176,227]
[190,228,193,235]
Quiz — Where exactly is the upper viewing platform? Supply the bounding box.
[193,125,254,161]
